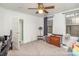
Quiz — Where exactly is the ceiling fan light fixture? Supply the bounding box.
[38,9,43,14]
[28,3,54,14]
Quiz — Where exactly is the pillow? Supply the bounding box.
[72,44,79,56]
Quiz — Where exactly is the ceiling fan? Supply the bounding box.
[28,3,55,14]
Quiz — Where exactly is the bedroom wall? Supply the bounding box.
[0,7,43,49]
[0,10,4,36]
[23,14,43,43]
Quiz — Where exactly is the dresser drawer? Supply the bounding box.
[48,36,61,47]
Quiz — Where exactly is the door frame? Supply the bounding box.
[19,19,24,44]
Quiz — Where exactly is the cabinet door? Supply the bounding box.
[51,36,60,47]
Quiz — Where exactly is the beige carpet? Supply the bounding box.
[8,40,68,56]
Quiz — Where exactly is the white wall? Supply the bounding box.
[53,13,66,35]
[0,10,4,36]
[23,14,43,43]
[0,7,43,49]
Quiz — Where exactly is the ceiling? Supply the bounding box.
[0,3,79,17]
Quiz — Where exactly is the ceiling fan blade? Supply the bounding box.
[44,6,54,9]
[36,11,38,14]
[28,8,37,9]
[44,10,48,13]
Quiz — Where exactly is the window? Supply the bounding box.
[66,12,79,36]
[47,19,53,33]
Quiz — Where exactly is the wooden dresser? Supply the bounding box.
[47,34,62,47]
